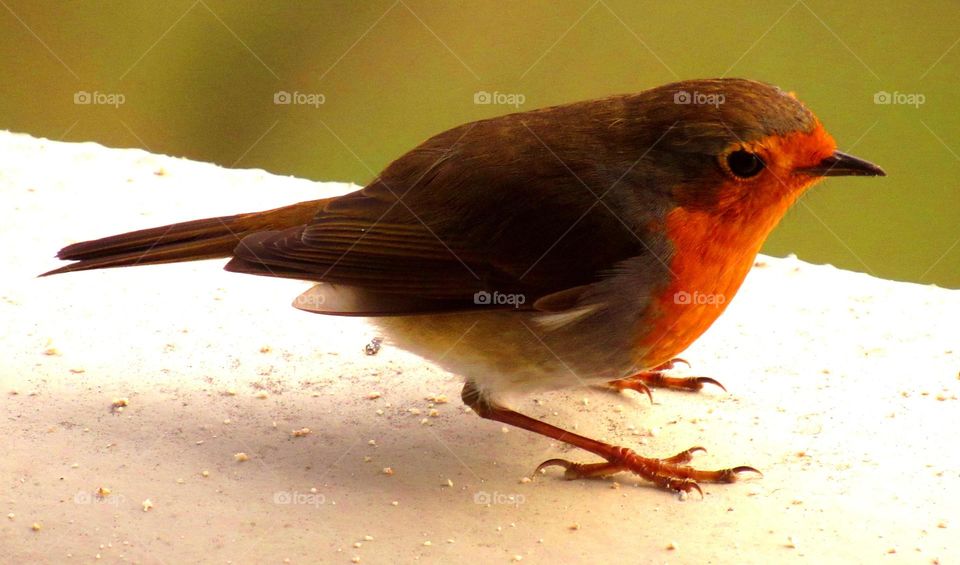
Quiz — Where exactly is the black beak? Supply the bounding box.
[800,151,886,177]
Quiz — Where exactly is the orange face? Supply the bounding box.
[635,120,851,369]
[712,121,838,215]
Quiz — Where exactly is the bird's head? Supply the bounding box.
[622,78,884,219]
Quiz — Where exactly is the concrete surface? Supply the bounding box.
[2,131,958,564]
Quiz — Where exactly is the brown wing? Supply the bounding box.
[225,100,676,315]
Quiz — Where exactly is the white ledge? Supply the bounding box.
[2,130,959,563]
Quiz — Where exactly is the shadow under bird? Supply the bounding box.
[43,78,885,495]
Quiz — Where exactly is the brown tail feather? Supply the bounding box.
[41,199,327,276]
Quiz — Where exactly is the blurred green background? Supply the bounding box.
[1,1,957,287]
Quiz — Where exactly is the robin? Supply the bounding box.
[43,78,885,495]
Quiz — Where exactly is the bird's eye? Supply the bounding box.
[725,150,765,179]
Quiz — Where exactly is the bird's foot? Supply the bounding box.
[602,358,725,397]
[536,446,760,496]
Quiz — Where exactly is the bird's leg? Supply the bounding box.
[462,381,759,496]
[601,358,726,396]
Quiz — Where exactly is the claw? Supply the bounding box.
[614,380,653,403]
[658,357,691,371]
[673,480,703,499]
[535,458,573,476]
[657,476,704,498]
[536,458,627,480]
[713,465,763,483]
[695,376,727,392]
[654,374,726,392]
[616,372,726,394]
[663,446,706,464]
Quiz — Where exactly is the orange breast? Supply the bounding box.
[633,123,835,368]
[635,202,793,368]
